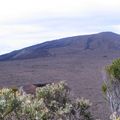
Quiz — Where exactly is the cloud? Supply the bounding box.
[0,0,120,23]
[0,0,120,54]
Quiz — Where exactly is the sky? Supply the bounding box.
[0,0,120,54]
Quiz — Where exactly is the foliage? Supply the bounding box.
[0,81,94,120]
[101,82,107,95]
[102,58,120,119]
[105,58,120,81]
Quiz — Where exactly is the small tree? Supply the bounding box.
[102,58,120,116]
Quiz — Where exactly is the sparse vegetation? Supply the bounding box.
[102,58,120,119]
[0,81,94,120]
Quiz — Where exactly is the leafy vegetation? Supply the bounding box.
[102,58,120,120]
[0,81,93,120]
[105,58,120,81]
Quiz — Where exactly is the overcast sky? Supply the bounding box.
[0,0,120,54]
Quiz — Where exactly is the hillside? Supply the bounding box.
[0,32,120,61]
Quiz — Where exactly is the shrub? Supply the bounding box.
[102,58,120,119]
[0,81,93,120]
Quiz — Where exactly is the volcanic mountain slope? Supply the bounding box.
[0,32,120,61]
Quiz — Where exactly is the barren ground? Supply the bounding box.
[0,53,119,119]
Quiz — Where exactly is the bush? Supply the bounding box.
[102,58,120,119]
[0,81,93,120]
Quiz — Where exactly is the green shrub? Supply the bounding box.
[105,58,120,81]
[0,81,94,120]
[102,58,120,118]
